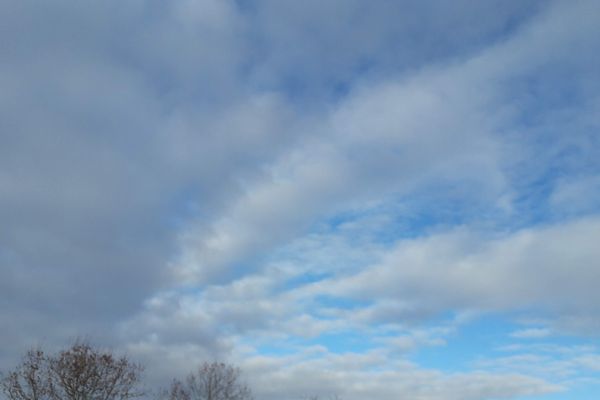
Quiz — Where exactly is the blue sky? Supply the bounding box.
[1,1,599,399]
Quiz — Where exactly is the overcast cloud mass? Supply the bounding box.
[1,1,600,399]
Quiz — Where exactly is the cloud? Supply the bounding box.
[475,343,600,386]
[510,328,552,339]
[245,0,547,100]
[1,1,600,399]
[551,175,600,215]
[242,350,562,400]
[171,0,600,288]
[329,217,600,330]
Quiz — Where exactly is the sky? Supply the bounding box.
[1,0,600,399]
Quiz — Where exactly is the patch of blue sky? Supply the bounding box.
[247,330,378,357]
[387,194,496,232]
[266,242,368,279]
[250,342,301,358]
[240,1,549,109]
[412,313,531,372]
[265,222,385,277]
[506,167,565,229]
[492,71,599,225]
[498,337,598,356]
[163,186,206,231]
[504,146,600,230]
[514,383,600,400]
[317,187,507,243]
[311,294,371,313]
[412,312,600,399]
[232,0,256,14]
[304,330,379,354]
[512,73,586,122]
[283,272,333,290]
[237,333,303,357]
[497,156,600,234]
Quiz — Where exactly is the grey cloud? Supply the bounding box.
[0,0,295,364]
[244,0,547,101]
[2,1,599,398]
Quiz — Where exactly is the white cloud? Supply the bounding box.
[329,216,600,329]
[510,328,552,339]
[242,351,562,400]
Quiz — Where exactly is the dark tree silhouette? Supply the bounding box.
[164,362,252,400]
[1,343,143,400]
[1,349,48,400]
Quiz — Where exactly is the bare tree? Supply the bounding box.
[165,362,252,400]
[304,395,342,400]
[1,343,143,400]
[1,349,49,400]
